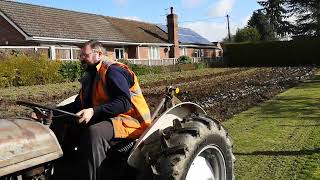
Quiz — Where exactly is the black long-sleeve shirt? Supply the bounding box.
[58,64,134,121]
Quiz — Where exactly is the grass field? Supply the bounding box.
[0,68,236,101]
[0,66,318,178]
[224,72,320,179]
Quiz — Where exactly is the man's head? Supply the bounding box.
[80,40,106,68]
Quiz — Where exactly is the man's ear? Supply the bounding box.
[98,52,103,60]
[95,52,100,60]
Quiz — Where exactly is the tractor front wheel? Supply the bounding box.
[141,113,235,180]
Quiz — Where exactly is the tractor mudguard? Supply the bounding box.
[127,102,206,169]
[57,95,78,107]
[0,118,63,177]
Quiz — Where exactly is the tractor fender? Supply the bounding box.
[57,95,77,107]
[127,102,206,169]
[0,119,63,177]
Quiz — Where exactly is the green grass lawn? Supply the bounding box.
[224,73,320,179]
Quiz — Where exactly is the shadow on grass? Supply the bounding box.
[260,74,320,111]
[256,117,320,120]
[234,148,320,156]
[240,95,320,121]
[239,75,320,120]
[294,76,320,90]
[279,124,320,127]
[299,80,320,84]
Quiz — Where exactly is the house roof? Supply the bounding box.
[157,25,212,45]
[0,0,132,43]
[0,0,212,46]
[105,17,168,44]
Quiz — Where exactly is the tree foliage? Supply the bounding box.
[234,27,261,42]
[248,10,277,41]
[258,0,320,38]
[288,0,320,37]
[257,0,293,37]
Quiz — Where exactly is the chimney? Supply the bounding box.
[167,7,179,58]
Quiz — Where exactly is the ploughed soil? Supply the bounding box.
[0,67,316,121]
[143,67,316,121]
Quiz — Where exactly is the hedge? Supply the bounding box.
[177,55,192,64]
[0,55,203,88]
[59,61,85,82]
[118,59,200,75]
[0,54,63,87]
[224,38,320,66]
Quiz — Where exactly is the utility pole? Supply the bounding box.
[226,14,231,43]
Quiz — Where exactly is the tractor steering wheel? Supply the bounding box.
[16,101,80,120]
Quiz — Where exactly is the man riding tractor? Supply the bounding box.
[33,40,151,180]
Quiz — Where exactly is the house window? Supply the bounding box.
[72,49,80,60]
[56,48,71,60]
[115,48,125,59]
[193,49,201,58]
[149,46,160,59]
[180,47,187,56]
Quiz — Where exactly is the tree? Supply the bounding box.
[258,0,292,37]
[234,27,261,42]
[248,10,277,41]
[288,0,320,37]
[222,35,235,43]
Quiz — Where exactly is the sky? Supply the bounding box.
[16,0,261,42]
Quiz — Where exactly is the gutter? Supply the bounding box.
[179,44,219,49]
[27,36,173,46]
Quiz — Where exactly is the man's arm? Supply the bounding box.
[92,65,133,120]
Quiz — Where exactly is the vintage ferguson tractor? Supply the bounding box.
[0,86,235,180]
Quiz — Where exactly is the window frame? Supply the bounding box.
[148,46,160,60]
[180,47,187,56]
[114,48,125,59]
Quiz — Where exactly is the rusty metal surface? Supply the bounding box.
[0,118,63,176]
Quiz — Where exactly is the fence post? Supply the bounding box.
[148,59,151,66]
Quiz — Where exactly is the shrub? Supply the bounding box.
[177,55,192,64]
[59,60,85,82]
[0,55,207,88]
[117,58,130,65]
[0,54,63,88]
[129,64,162,76]
[117,59,163,76]
[196,62,207,69]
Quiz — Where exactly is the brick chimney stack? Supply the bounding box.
[167,7,179,58]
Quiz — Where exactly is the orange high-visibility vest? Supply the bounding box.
[79,60,151,139]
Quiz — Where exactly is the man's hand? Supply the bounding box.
[76,108,94,124]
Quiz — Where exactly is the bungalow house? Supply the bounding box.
[211,42,223,58]
[0,1,220,65]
